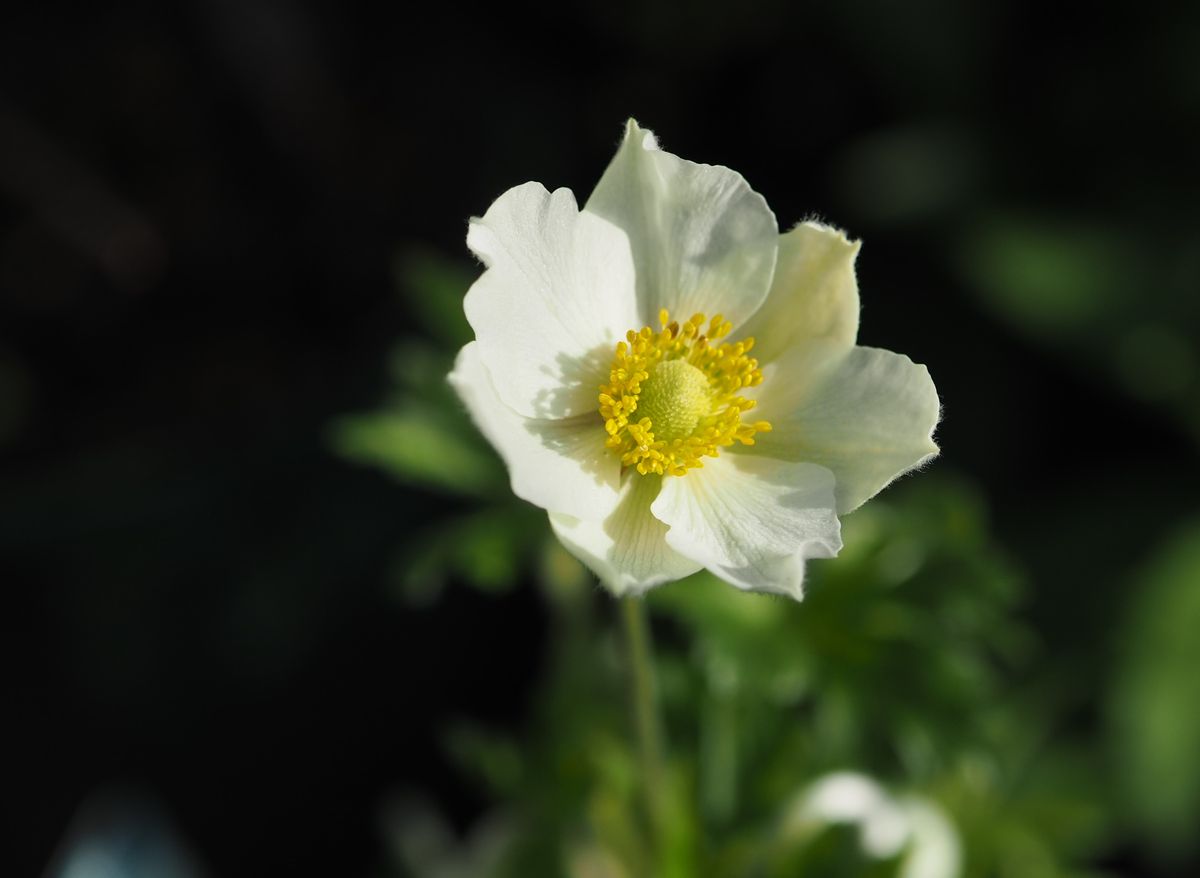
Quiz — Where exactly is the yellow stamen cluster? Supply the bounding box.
[598,309,772,477]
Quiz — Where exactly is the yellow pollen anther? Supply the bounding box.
[597,309,771,477]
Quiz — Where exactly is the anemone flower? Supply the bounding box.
[450,120,940,599]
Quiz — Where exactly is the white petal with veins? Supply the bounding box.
[450,343,621,521]
[465,182,638,419]
[753,342,941,514]
[585,120,778,330]
[550,473,701,595]
[652,453,841,598]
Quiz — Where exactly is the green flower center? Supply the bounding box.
[635,359,711,441]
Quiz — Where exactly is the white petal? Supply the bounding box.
[465,182,639,419]
[736,221,861,364]
[584,119,778,329]
[752,343,941,514]
[549,473,701,596]
[449,343,621,521]
[651,454,841,599]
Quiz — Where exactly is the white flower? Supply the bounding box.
[785,772,962,878]
[449,120,940,599]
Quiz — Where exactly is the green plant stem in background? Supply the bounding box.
[622,596,667,864]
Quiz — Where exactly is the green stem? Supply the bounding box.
[622,596,666,864]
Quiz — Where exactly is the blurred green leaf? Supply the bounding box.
[394,245,476,349]
[386,339,463,398]
[959,215,1137,336]
[446,724,524,795]
[386,506,543,603]
[330,402,503,497]
[956,214,1200,432]
[1109,518,1200,858]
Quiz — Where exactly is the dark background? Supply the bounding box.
[3,1,1198,875]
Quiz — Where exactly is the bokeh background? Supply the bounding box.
[3,1,1199,875]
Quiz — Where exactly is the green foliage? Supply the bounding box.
[375,473,1110,878]
[1109,520,1200,860]
[332,402,502,497]
[393,245,478,350]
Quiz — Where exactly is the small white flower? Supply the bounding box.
[449,120,940,599]
[786,772,962,878]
